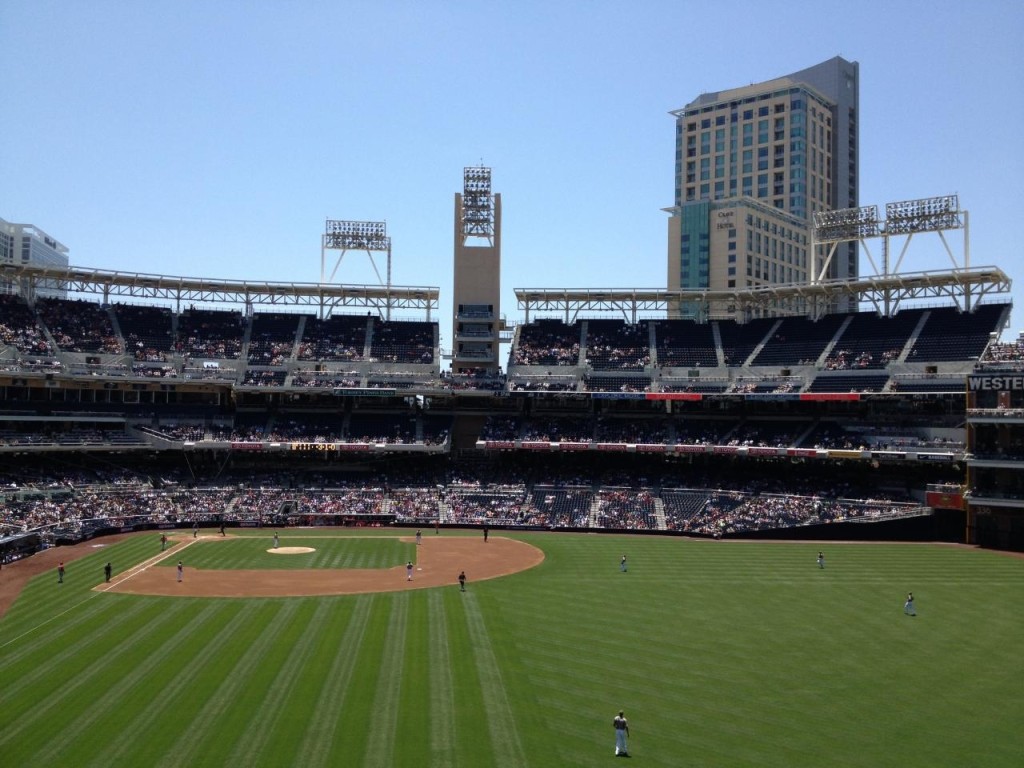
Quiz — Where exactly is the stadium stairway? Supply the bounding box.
[712,322,726,366]
[743,319,782,366]
[653,496,667,530]
[897,311,932,363]
[815,314,855,367]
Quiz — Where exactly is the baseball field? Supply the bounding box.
[0,529,1021,767]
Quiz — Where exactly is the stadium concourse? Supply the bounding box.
[1,281,1023,561]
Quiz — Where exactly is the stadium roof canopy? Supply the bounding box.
[515,266,1011,323]
[3,263,439,317]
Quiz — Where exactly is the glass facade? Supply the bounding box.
[668,57,858,313]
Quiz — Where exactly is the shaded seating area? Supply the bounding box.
[298,314,369,362]
[823,309,925,370]
[654,319,717,367]
[247,312,303,365]
[512,319,582,367]
[526,486,593,527]
[369,319,436,364]
[176,307,245,359]
[717,317,776,366]
[805,373,890,393]
[908,303,1009,362]
[594,488,658,529]
[752,314,847,366]
[36,297,120,354]
[585,319,651,370]
[114,303,175,362]
[0,294,52,356]
[661,490,709,530]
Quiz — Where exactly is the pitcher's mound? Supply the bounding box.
[268,546,316,554]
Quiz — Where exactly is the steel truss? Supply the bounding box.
[2,263,439,318]
[516,266,1011,324]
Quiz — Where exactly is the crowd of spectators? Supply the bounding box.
[676,493,923,536]
[36,298,120,354]
[512,321,581,367]
[824,347,902,370]
[0,295,53,356]
[979,336,1024,367]
[585,322,651,371]
[0,455,933,539]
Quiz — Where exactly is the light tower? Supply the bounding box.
[452,166,502,373]
[320,219,392,318]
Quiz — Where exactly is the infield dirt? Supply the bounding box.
[102,533,544,597]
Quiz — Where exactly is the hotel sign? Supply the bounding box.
[968,375,1024,391]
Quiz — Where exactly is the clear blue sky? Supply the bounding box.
[3,0,1022,347]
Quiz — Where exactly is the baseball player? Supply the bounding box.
[613,711,630,756]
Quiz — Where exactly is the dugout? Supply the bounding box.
[0,532,43,563]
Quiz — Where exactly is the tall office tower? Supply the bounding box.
[452,166,502,374]
[0,217,70,298]
[666,56,859,318]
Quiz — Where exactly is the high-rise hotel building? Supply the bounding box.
[0,217,70,298]
[666,57,859,318]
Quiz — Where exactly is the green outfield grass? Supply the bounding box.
[1,532,1021,767]
[155,534,414,570]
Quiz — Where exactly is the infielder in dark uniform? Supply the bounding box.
[458,570,466,592]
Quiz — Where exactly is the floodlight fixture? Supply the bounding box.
[884,195,961,236]
[323,219,390,251]
[462,166,494,238]
[812,204,879,242]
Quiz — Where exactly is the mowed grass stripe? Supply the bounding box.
[161,537,411,570]
[503,536,1024,766]
[0,534,174,641]
[30,601,226,765]
[0,595,154,688]
[363,592,409,768]
[225,600,330,768]
[426,590,457,768]
[298,595,376,768]
[82,601,254,768]
[0,599,187,755]
[1,533,1021,767]
[443,591,492,765]
[182,600,316,767]
[154,601,301,768]
[463,593,527,767]
[396,593,432,765]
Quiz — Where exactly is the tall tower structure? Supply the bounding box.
[666,56,859,318]
[452,167,502,373]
